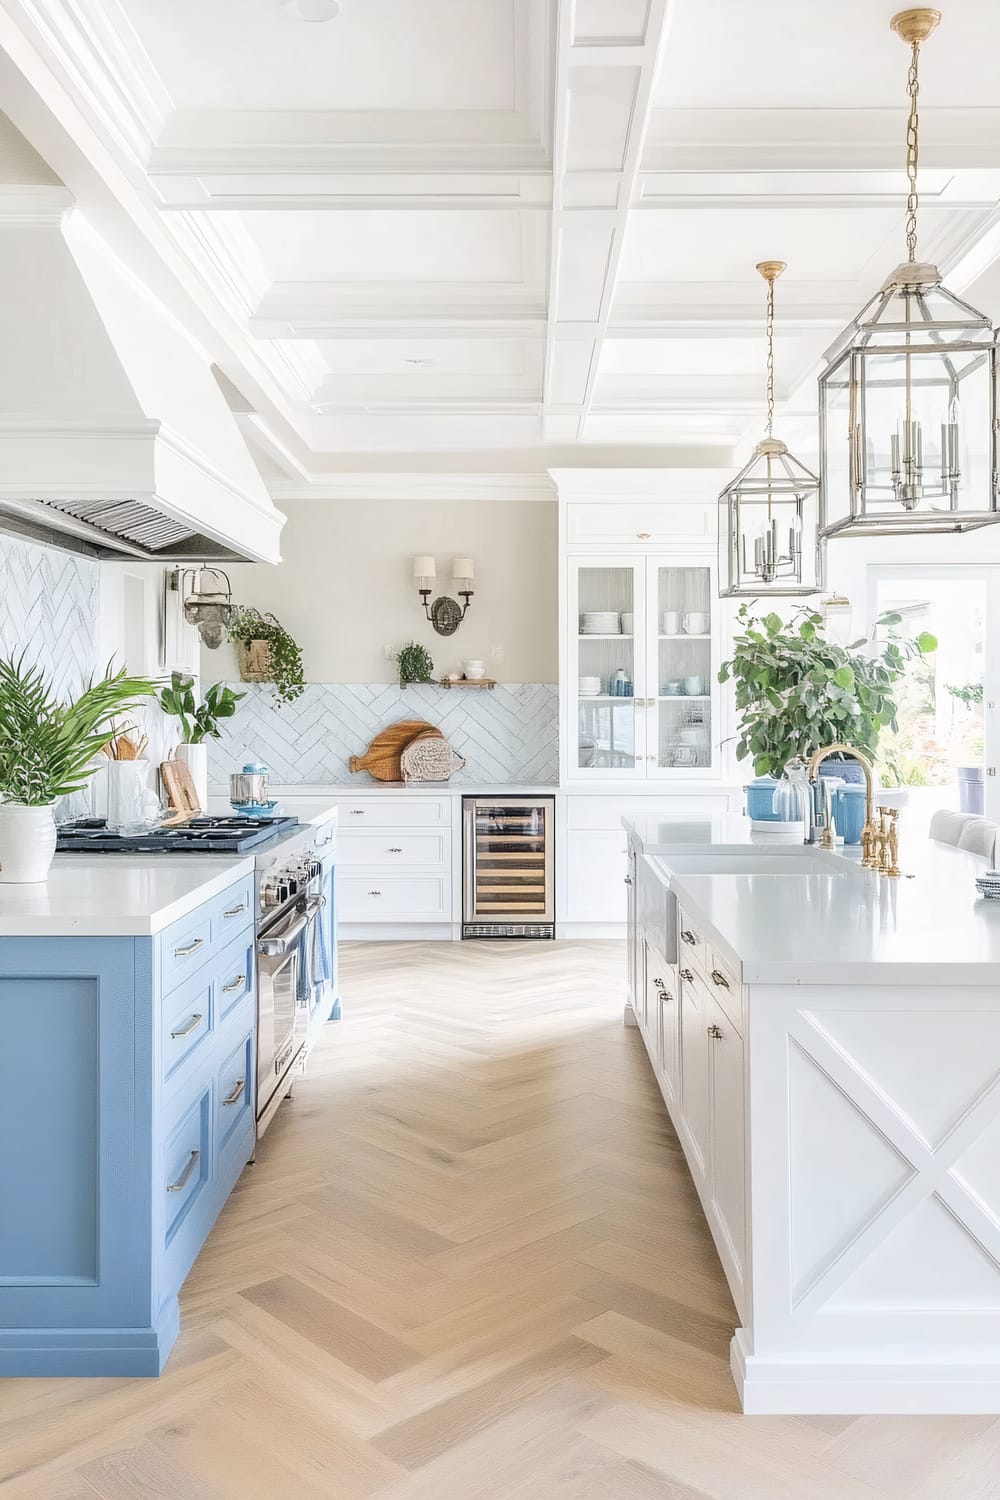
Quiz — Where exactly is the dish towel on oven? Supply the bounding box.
[311,895,332,988]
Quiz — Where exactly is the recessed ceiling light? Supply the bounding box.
[281,0,341,21]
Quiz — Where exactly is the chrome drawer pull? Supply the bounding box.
[680,968,695,983]
[222,1078,246,1107]
[653,976,665,990]
[711,969,730,989]
[708,1023,724,1040]
[388,847,403,853]
[166,1149,199,1193]
[680,929,697,946]
[349,809,365,816]
[173,937,205,958]
[170,1012,204,1039]
[224,902,247,918]
[624,874,632,885]
[368,890,382,896]
[222,974,246,994]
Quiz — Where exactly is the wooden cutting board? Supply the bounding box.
[349,720,442,782]
[160,758,201,817]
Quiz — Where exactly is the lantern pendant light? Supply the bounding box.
[819,8,1000,539]
[719,261,823,597]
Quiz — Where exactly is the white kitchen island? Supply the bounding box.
[626,818,1000,1415]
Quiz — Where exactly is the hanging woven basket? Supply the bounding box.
[238,639,273,683]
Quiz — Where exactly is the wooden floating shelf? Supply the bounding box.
[438,677,496,689]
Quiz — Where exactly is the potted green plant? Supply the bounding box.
[227,607,305,705]
[719,604,937,782]
[396,641,434,687]
[159,671,245,807]
[0,655,158,882]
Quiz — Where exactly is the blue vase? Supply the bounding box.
[745,775,781,821]
[834,785,868,844]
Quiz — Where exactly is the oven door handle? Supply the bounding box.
[257,896,326,957]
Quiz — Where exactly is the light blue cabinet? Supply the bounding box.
[0,875,257,1377]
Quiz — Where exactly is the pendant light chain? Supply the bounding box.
[905,38,921,262]
[765,274,775,438]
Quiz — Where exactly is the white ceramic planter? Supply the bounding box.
[0,802,57,883]
[176,742,209,811]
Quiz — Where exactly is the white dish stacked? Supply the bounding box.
[580,612,620,634]
[579,676,602,697]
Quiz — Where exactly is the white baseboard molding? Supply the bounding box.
[555,923,626,939]
[731,1331,1000,1415]
[339,923,457,941]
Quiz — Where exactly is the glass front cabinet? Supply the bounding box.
[566,554,720,781]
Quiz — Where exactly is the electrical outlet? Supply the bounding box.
[491,644,504,665]
[383,643,395,661]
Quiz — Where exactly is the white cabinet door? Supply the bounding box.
[645,556,721,779]
[707,993,747,1288]
[565,830,630,923]
[567,558,646,780]
[679,973,711,1188]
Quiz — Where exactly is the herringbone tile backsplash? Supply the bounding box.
[0,536,98,698]
[206,683,559,787]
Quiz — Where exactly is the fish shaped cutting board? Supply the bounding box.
[349,720,442,782]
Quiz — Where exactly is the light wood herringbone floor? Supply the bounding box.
[3,941,998,1498]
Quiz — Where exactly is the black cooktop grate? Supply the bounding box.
[55,816,299,854]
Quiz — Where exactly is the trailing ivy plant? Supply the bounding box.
[718,604,937,778]
[159,671,245,743]
[396,641,434,687]
[227,606,305,705]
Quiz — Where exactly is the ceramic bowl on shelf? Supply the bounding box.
[579,676,602,697]
[462,660,485,679]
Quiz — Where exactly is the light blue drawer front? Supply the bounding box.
[212,879,254,943]
[217,1027,254,1158]
[163,1088,211,1248]
[158,910,213,994]
[216,929,254,1026]
[160,969,215,1088]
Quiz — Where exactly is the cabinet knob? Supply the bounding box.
[710,969,730,989]
[624,874,632,885]
[653,976,665,989]
[708,1023,724,1040]
[637,531,651,540]
[681,929,698,946]
[680,967,695,983]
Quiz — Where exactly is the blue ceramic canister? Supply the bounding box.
[834,784,868,845]
[745,774,781,821]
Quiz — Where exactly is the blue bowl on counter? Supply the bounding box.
[231,799,279,818]
[745,775,781,821]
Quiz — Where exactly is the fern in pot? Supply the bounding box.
[0,655,158,882]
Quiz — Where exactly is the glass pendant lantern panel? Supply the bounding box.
[721,487,820,596]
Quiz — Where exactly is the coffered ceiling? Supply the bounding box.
[3,0,1000,477]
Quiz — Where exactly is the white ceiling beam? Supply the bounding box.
[542,0,677,442]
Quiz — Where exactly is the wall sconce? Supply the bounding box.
[172,565,233,649]
[413,556,475,636]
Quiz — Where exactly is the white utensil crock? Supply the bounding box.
[176,743,208,810]
[0,803,57,883]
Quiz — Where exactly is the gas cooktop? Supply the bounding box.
[55,816,299,854]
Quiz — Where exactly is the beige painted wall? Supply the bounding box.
[203,498,558,684]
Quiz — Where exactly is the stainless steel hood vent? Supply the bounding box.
[41,497,194,550]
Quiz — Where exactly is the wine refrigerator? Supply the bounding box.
[461,796,555,939]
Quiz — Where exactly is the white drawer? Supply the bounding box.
[333,795,451,828]
[565,501,712,548]
[337,831,448,868]
[567,795,729,830]
[338,873,451,922]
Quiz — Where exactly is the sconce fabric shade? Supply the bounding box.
[452,557,475,582]
[412,555,436,581]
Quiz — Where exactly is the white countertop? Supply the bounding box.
[0,854,255,938]
[653,836,1000,985]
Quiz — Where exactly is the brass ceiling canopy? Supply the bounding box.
[890,8,941,45]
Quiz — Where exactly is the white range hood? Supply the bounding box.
[0,206,285,563]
